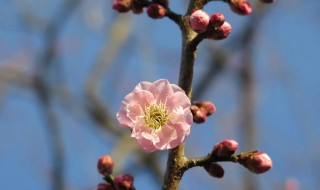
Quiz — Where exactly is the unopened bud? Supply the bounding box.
[114,173,135,190]
[97,183,115,190]
[238,152,272,174]
[259,0,275,3]
[147,4,166,19]
[209,13,225,27]
[204,162,224,178]
[152,0,168,7]
[97,154,114,176]
[213,139,238,158]
[112,0,133,13]
[191,105,207,123]
[194,101,216,116]
[189,10,210,33]
[229,0,252,15]
[208,21,232,40]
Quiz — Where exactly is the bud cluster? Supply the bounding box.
[203,140,272,179]
[97,154,135,190]
[189,10,232,40]
[112,0,168,19]
[190,101,216,123]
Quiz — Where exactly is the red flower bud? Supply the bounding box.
[259,0,275,3]
[97,183,115,190]
[209,13,225,27]
[208,21,232,40]
[191,105,207,123]
[238,152,272,174]
[189,10,210,33]
[194,101,216,116]
[114,174,135,190]
[204,162,224,178]
[213,139,238,158]
[147,4,166,19]
[112,0,133,13]
[229,0,252,15]
[97,154,114,175]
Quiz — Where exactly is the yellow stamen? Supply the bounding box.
[143,103,169,130]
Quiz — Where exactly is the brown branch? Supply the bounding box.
[162,6,200,190]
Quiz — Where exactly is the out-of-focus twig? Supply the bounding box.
[84,13,164,185]
[32,1,83,190]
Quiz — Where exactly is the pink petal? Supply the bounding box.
[136,136,157,152]
[167,123,190,148]
[142,131,160,143]
[153,79,175,103]
[154,125,177,150]
[129,90,155,107]
[134,81,159,96]
[117,103,133,128]
[126,104,143,123]
[170,83,185,93]
[169,106,193,125]
[131,117,149,137]
[166,91,191,112]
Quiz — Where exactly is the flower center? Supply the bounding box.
[143,103,169,130]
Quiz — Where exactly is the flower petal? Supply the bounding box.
[129,90,155,107]
[167,123,190,148]
[136,136,157,152]
[126,104,143,123]
[134,81,159,96]
[166,91,191,112]
[153,79,175,103]
[170,83,185,93]
[117,93,133,127]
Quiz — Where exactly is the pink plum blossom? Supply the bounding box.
[117,79,193,152]
[189,10,210,33]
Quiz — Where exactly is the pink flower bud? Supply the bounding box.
[229,0,252,15]
[97,183,115,190]
[194,101,216,116]
[239,152,272,174]
[152,0,168,7]
[213,139,238,158]
[112,0,133,13]
[190,105,207,123]
[209,13,225,27]
[147,4,166,19]
[97,154,114,175]
[114,174,135,190]
[204,162,224,178]
[208,21,232,40]
[259,0,275,3]
[189,10,210,33]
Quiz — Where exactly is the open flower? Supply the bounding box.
[117,79,193,152]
